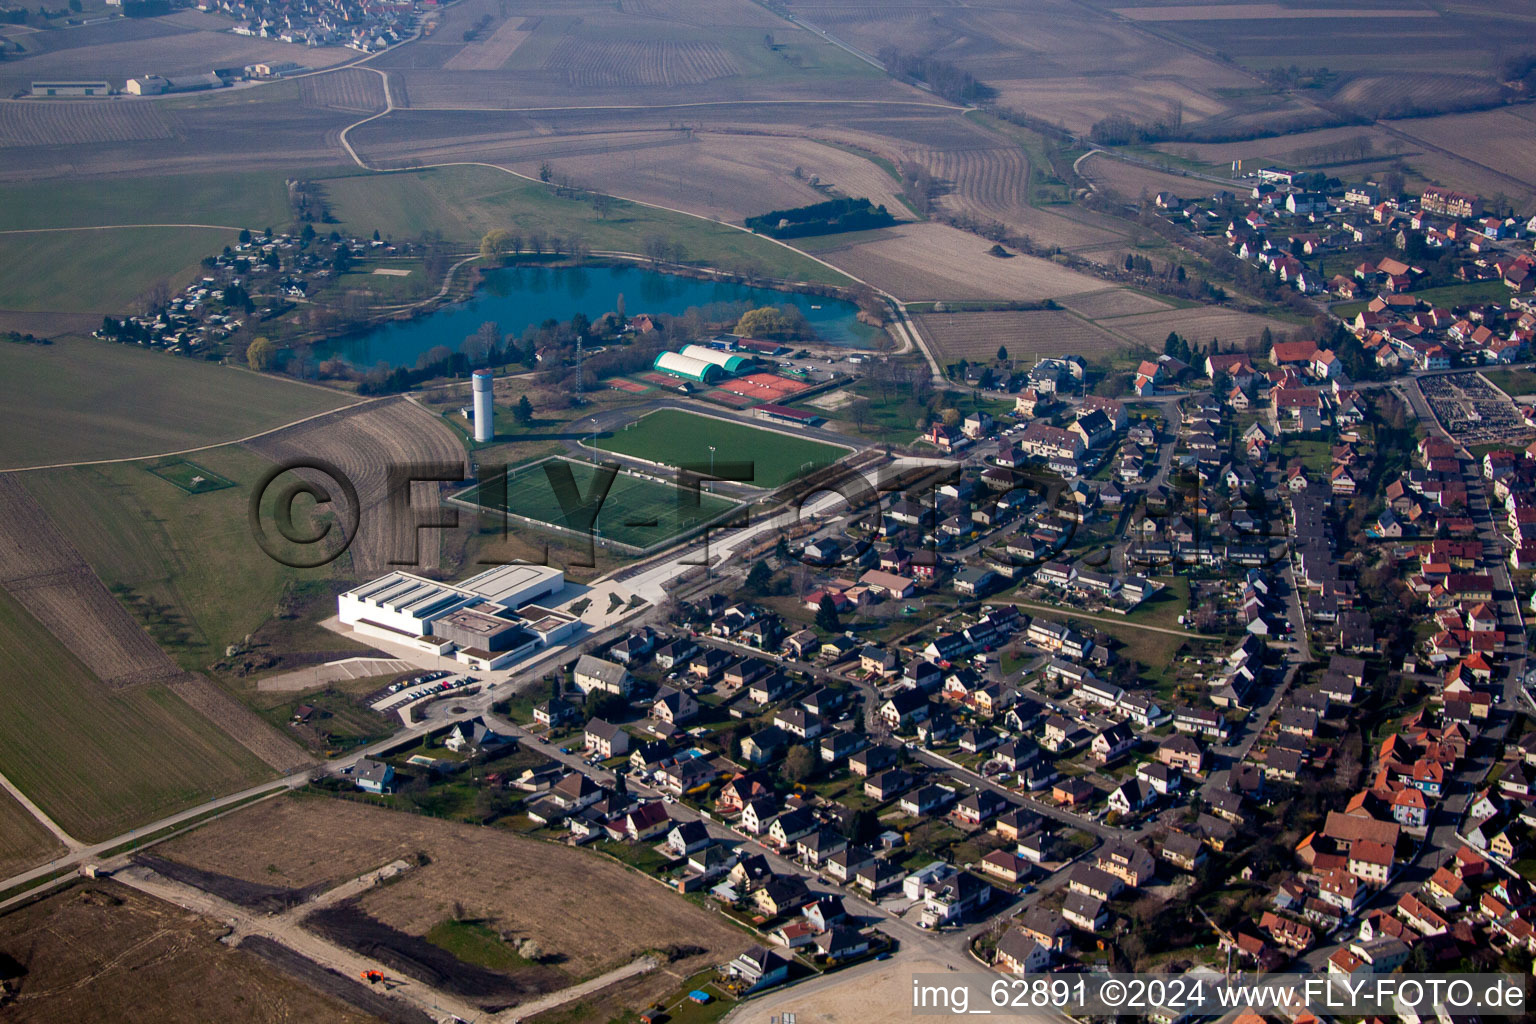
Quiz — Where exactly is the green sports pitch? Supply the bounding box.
[454,457,741,552]
[585,409,850,488]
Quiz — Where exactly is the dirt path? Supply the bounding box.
[496,955,658,1023]
[0,767,82,852]
[0,393,377,474]
[114,863,484,1023]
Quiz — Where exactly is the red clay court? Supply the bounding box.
[605,377,652,393]
[706,390,754,407]
[716,372,813,402]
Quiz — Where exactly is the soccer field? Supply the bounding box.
[456,457,741,552]
[587,409,850,489]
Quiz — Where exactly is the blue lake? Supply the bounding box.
[317,263,874,368]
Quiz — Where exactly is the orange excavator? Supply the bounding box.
[360,970,386,985]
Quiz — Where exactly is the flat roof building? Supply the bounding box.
[457,563,565,608]
[338,564,568,667]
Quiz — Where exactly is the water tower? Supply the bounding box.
[472,369,494,442]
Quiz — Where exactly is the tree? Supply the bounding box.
[514,394,534,425]
[849,397,872,433]
[462,321,499,366]
[996,344,1008,364]
[783,745,816,783]
[239,227,252,244]
[815,594,841,632]
[615,292,626,321]
[592,193,614,219]
[940,407,961,427]
[735,306,798,339]
[538,162,553,183]
[246,336,279,372]
[137,278,171,317]
[745,560,772,594]
[480,229,512,262]
[843,808,879,844]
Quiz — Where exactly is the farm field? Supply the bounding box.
[0,338,354,469]
[1058,287,1172,319]
[245,397,469,576]
[0,170,292,231]
[0,586,272,841]
[1,84,358,182]
[1092,306,1297,350]
[585,408,851,488]
[0,881,376,1024]
[0,98,175,148]
[501,131,910,226]
[916,309,1131,364]
[299,67,388,114]
[814,221,1111,300]
[157,796,753,1005]
[0,788,64,880]
[0,226,237,314]
[1386,108,1536,204]
[454,455,739,551]
[1078,151,1227,205]
[377,0,892,109]
[22,446,332,674]
[1150,124,1404,173]
[316,164,852,286]
[786,0,1253,135]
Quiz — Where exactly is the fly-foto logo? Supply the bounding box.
[248,455,1289,571]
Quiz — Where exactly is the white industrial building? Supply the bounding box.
[338,563,573,669]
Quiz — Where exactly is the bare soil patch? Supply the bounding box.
[133,852,321,913]
[239,935,432,1024]
[0,882,376,1024]
[1059,287,1171,319]
[300,68,387,114]
[158,795,751,987]
[1079,151,1220,204]
[917,309,1131,363]
[305,903,565,1009]
[444,16,537,72]
[244,398,466,576]
[816,221,1107,300]
[1100,306,1297,350]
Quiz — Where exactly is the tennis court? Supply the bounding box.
[605,377,652,393]
[716,372,814,402]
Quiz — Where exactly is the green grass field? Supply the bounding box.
[22,446,334,672]
[0,338,354,468]
[457,456,739,551]
[1484,368,1536,398]
[0,787,64,878]
[585,409,850,488]
[0,226,238,313]
[0,171,292,232]
[145,459,236,494]
[0,587,272,841]
[317,166,851,286]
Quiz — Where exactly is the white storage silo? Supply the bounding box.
[472,369,494,442]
